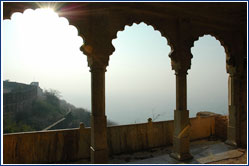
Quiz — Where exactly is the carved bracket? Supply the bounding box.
[169,46,193,74]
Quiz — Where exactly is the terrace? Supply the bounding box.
[3,2,247,164]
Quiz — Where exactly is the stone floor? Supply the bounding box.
[109,139,247,164]
[66,139,247,164]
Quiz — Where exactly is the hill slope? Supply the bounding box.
[4,88,116,134]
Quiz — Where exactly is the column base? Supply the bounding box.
[90,146,108,164]
[225,139,237,147]
[171,110,192,161]
[170,152,193,161]
[226,125,237,147]
[171,136,193,161]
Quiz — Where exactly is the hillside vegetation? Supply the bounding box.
[4,89,116,134]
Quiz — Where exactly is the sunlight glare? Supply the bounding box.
[9,8,84,67]
[3,8,88,101]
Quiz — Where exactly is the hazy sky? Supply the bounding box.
[2,8,228,125]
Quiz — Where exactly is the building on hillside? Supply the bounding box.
[30,81,43,97]
[30,82,39,87]
[3,81,38,114]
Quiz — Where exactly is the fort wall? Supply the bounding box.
[3,82,37,114]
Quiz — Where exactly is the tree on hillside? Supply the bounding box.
[44,89,61,106]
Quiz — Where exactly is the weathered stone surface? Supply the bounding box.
[89,59,109,163]
[3,128,91,164]
[196,111,221,117]
[197,149,245,164]
[4,115,221,164]
[215,115,228,141]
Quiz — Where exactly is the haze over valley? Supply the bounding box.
[3,8,228,127]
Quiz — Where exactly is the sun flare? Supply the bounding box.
[3,7,85,90]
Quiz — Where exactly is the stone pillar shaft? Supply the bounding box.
[226,74,238,146]
[176,72,187,110]
[90,67,108,164]
[170,71,192,161]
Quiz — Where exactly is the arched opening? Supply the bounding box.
[3,8,91,132]
[106,22,174,125]
[189,35,228,117]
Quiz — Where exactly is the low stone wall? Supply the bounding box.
[215,115,228,141]
[107,116,216,155]
[3,127,91,164]
[4,115,224,164]
[196,111,228,141]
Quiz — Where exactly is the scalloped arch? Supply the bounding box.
[111,21,174,53]
[6,8,86,48]
[190,32,231,60]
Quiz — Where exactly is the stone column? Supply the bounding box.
[224,35,245,147]
[167,19,193,160]
[226,72,239,147]
[170,69,193,161]
[77,12,118,163]
[89,64,108,164]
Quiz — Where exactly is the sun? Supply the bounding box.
[40,7,56,16]
[4,7,85,86]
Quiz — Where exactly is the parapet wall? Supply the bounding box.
[3,115,227,164]
[215,115,228,141]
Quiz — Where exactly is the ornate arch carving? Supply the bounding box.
[4,6,86,54]
[190,32,230,58]
[110,19,175,53]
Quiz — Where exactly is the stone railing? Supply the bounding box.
[3,114,227,164]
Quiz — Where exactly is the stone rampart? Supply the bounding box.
[3,83,37,113]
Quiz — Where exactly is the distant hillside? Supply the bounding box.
[4,88,66,133]
[3,81,117,134]
[3,80,38,109]
[49,98,117,130]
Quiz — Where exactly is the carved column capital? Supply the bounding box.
[169,48,192,75]
[226,49,244,77]
[75,13,117,73]
[226,58,237,76]
[170,59,190,75]
[168,18,193,74]
[222,31,246,78]
[80,38,113,71]
[86,55,109,72]
[80,38,113,72]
